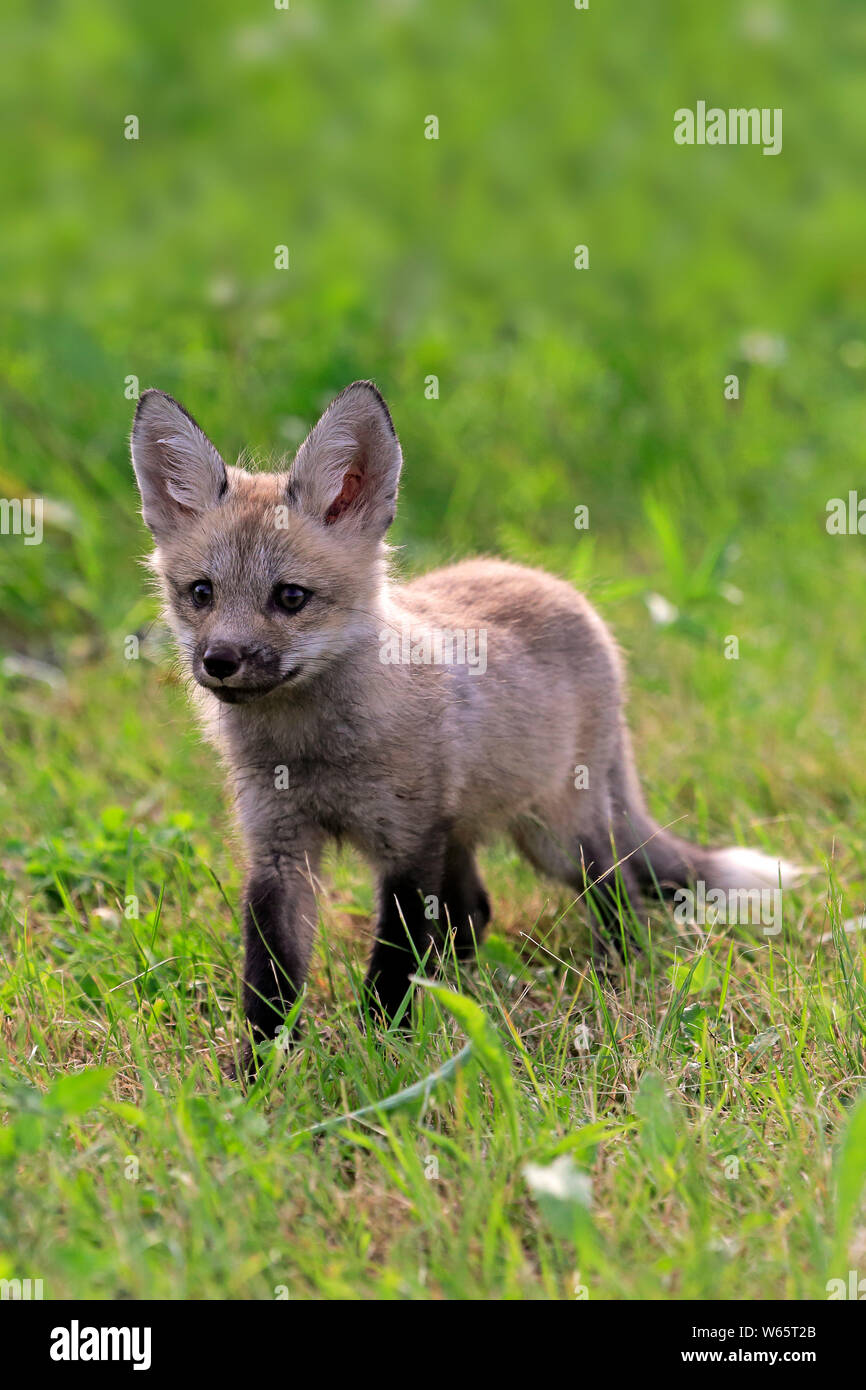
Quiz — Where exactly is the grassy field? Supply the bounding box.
[2,0,866,1299]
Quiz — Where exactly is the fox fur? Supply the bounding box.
[130,380,798,1065]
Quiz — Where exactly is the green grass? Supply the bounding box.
[2,0,866,1299]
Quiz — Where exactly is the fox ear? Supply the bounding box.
[289,381,402,536]
[130,390,228,540]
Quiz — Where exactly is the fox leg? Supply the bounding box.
[511,791,642,967]
[441,840,491,960]
[573,834,643,966]
[241,843,321,1066]
[364,840,450,1023]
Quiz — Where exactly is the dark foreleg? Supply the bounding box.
[364,842,447,1025]
[441,840,491,960]
[241,847,320,1067]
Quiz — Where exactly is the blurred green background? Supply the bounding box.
[1,0,865,846]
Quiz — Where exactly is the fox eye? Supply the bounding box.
[191,580,213,608]
[275,583,310,614]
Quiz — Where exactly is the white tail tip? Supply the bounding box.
[710,847,807,892]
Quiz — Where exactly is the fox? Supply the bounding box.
[130,380,798,1070]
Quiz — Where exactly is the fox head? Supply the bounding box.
[130,381,402,703]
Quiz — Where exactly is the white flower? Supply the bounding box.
[645,592,678,626]
[739,331,786,366]
[523,1155,592,1207]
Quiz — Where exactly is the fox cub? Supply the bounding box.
[131,381,795,1066]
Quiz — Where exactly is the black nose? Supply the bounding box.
[202,644,243,680]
